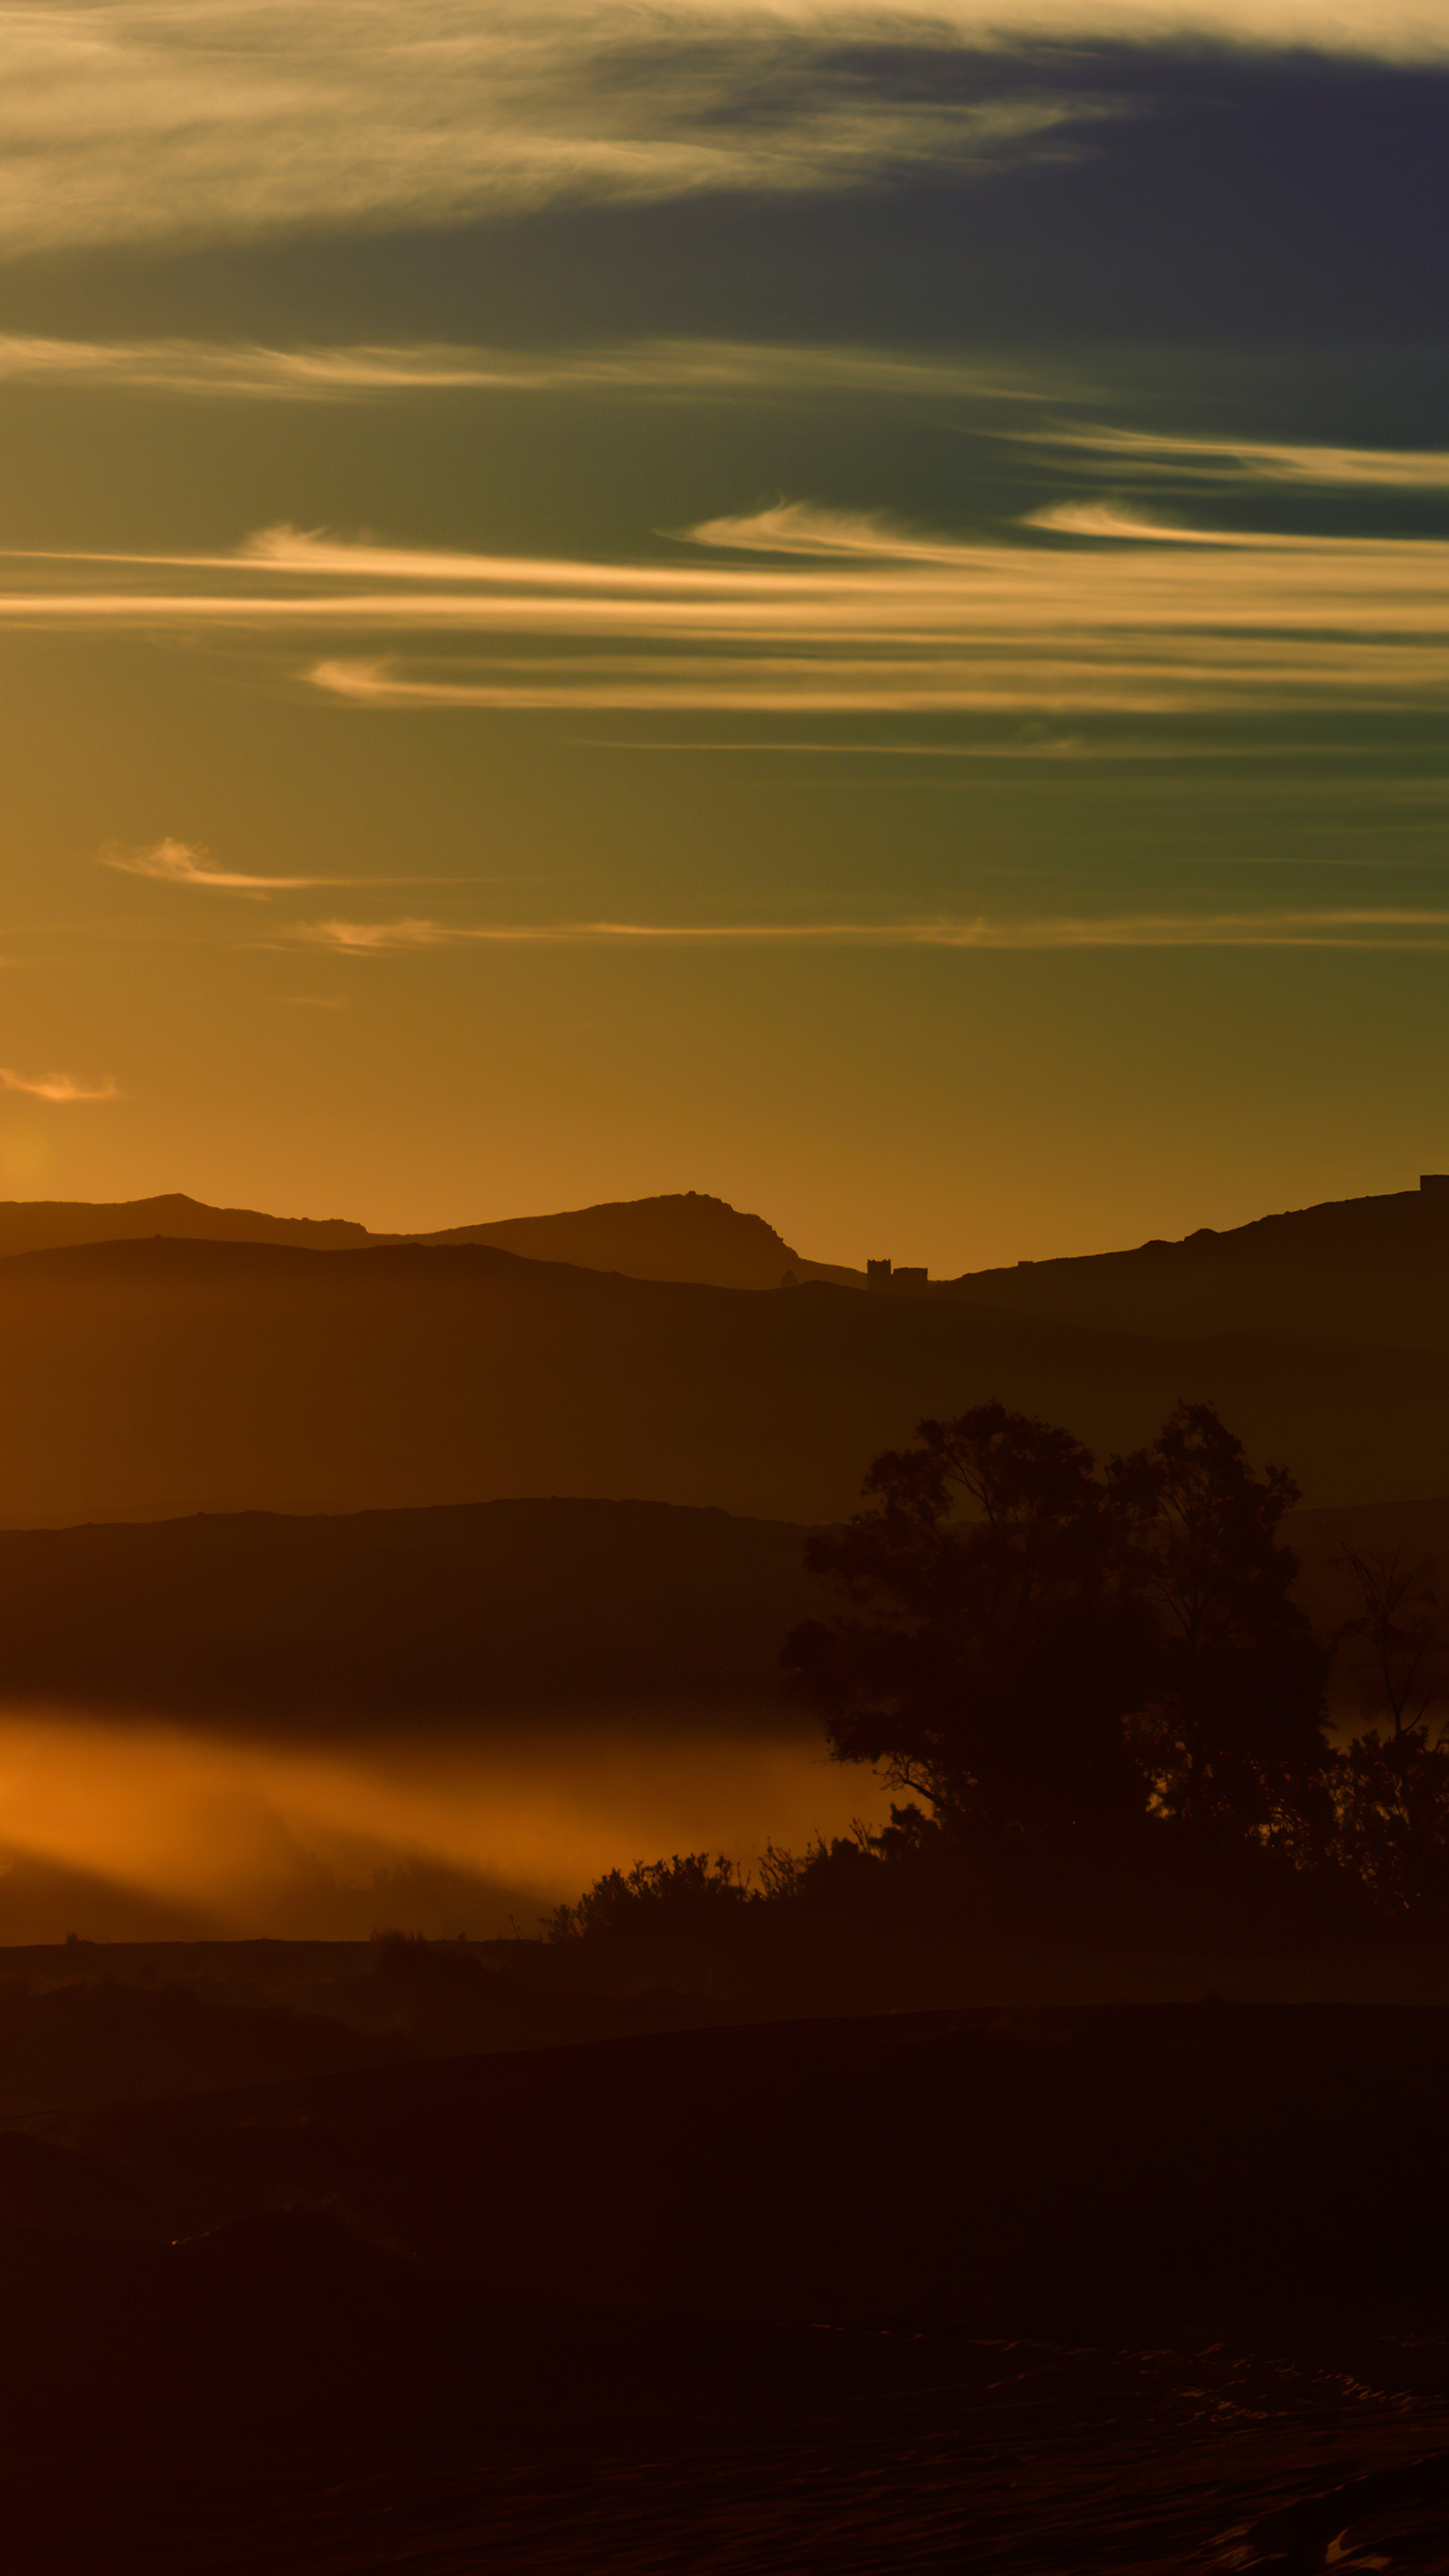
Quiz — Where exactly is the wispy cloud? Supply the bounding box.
[687,502,980,562]
[0,3,1118,261]
[0,1068,120,1103]
[102,837,333,892]
[3,500,1446,722]
[0,333,1047,407]
[290,910,1449,955]
[100,835,480,896]
[294,919,455,953]
[1018,425,1449,490]
[1023,501,1263,546]
[2,3,1444,263]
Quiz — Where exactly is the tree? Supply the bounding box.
[782,1401,1151,1833]
[1334,1546,1449,1743]
[1106,1402,1329,1841]
[786,1397,1330,1860]
[1330,1548,1449,1920]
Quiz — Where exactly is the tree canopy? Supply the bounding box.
[784,1399,1329,1847]
[549,1401,1449,1978]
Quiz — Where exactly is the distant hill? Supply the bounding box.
[2,1234,1449,1525]
[941,1182,1449,1353]
[0,1186,860,1291]
[0,1496,817,1731]
[1,1486,1444,1732]
[0,1191,370,1258]
[418,1191,859,1289]
[13,1178,1449,1333]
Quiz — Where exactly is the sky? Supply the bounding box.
[1,1,1447,1273]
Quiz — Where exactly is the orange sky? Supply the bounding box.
[0,4,1446,1272]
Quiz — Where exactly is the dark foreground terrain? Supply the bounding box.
[6,2000,1449,2571]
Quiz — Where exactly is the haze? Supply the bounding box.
[0,1711,881,1942]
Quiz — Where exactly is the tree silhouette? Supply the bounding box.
[1334,1546,1449,1744]
[543,1853,750,1944]
[782,1401,1150,1833]
[786,1398,1328,1854]
[1330,1548,1449,1920]
[1107,1402,1330,1841]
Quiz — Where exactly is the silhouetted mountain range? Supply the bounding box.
[1,1179,1448,1525]
[943,1180,1449,1352]
[8,1178,1449,1343]
[0,1190,372,1257]
[421,1191,858,1288]
[0,1187,858,1289]
[1,1230,1448,1525]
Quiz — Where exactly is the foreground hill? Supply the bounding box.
[1,1235,1448,1524]
[5,2007,1449,2576]
[52,2005,1449,2338]
[943,1180,1449,1352]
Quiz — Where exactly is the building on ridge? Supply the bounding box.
[866,1258,929,1293]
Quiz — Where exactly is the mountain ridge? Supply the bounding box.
[0,1187,861,1292]
[940,1181,1449,1351]
[1,1229,1447,1526]
[0,1190,372,1257]
[413,1190,859,1289]
[5,1179,1447,1340]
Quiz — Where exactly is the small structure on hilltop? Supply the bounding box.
[866,1258,928,1293]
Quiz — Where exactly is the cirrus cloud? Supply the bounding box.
[0,2,1115,260]
[292,918,455,953]
[0,333,1051,407]
[1019,424,1449,491]
[102,837,335,893]
[100,836,482,898]
[287,909,1449,955]
[1,496,1446,726]
[0,1,1444,266]
[0,1068,121,1104]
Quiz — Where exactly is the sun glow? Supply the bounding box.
[0,1713,885,1941]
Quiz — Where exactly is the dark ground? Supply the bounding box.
[5,1999,1449,2571]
